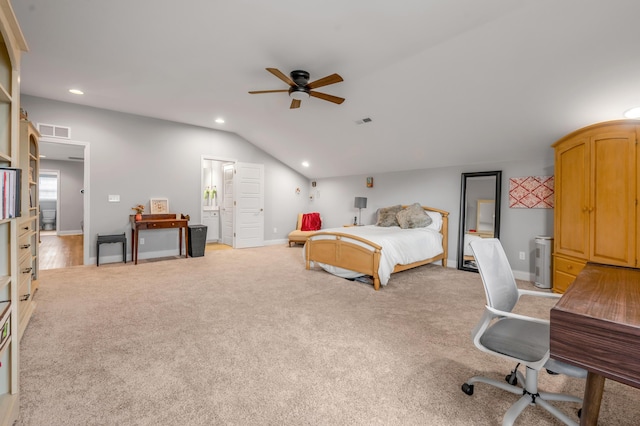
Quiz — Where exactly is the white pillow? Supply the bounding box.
[424,211,443,231]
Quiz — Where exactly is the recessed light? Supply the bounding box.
[215,118,225,124]
[69,89,84,95]
[624,106,640,119]
[302,161,310,167]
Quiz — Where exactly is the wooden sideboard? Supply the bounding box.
[130,214,189,264]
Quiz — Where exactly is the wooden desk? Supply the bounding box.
[130,214,189,265]
[550,263,640,425]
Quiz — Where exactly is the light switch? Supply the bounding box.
[108,194,120,202]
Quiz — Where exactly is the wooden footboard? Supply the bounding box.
[305,232,384,289]
[305,206,449,290]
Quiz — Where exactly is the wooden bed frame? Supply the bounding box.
[304,206,449,290]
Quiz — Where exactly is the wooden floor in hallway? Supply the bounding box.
[39,234,84,270]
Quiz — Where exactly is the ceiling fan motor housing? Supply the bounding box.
[290,70,310,86]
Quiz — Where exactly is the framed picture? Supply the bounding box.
[150,198,169,214]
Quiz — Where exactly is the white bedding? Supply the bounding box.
[305,224,444,286]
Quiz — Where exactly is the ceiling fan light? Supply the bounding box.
[289,88,310,100]
[624,106,640,119]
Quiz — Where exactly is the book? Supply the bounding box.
[0,167,22,219]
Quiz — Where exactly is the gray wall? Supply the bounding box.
[307,157,555,279]
[22,95,311,262]
[40,159,84,234]
[23,95,554,279]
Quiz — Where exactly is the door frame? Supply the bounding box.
[40,137,90,265]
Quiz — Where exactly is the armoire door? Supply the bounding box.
[589,130,636,266]
[554,136,590,259]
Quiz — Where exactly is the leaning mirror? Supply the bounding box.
[457,171,502,272]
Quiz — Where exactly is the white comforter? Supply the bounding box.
[305,225,444,286]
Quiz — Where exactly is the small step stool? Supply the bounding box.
[97,233,127,266]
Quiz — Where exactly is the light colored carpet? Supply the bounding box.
[17,245,640,425]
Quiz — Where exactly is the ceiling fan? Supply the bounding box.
[249,68,345,109]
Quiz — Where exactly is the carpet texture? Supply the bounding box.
[17,245,640,425]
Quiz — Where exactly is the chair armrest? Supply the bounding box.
[518,289,561,299]
[485,305,550,325]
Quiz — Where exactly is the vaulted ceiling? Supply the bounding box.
[13,0,640,178]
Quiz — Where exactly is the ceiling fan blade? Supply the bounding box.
[266,68,296,86]
[307,73,343,89]
[290,99,301,109]
[309,91,345,104]
[248,89,289,94]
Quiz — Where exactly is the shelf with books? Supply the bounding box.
[0,2,29,423]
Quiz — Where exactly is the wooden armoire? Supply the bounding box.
[552,119,639,293]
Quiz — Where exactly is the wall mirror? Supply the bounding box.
[457,171,502,272]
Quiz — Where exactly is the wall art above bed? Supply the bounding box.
[508,176,554,209]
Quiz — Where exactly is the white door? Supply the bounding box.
[233,162,264,248]
[222,164,234,246]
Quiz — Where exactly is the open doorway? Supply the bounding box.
[201,156,235,249]
[38,138,90,268]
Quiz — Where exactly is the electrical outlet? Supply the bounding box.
[519,251,525,260]
[140,238,145,245]
[273,227,277,233]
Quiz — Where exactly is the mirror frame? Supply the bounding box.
[457,171,502,272]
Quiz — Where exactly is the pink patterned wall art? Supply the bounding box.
[509,176,554,208]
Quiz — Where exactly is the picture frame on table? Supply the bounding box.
[150,198,169,214]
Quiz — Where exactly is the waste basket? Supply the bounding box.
[188,225,208,257]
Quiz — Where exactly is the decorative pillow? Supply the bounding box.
[396,203,433,229]
[376,205,403,227]
[424,210,443,231]
[301,212,322,231]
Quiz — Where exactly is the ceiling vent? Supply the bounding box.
[355,117,373,125]
[37,123,71,139]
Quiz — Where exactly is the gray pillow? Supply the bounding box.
[376,205,403,227]
[396,203,433,229]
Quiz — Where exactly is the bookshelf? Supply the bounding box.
[0,1,29,424]
[17,120,39,339]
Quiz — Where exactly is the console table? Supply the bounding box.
[130,214,189,265]
[550,263,640,425]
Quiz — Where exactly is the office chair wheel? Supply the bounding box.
[461,383,474,396]
[505,363,520,385]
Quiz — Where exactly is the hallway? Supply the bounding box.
[39,234,83,270]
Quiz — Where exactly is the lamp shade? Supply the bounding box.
[354,197,367,209]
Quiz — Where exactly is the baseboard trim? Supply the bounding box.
[57,230,83,236]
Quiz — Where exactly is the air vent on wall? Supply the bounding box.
[37,123,71,139]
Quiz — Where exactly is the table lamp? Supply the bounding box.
[354,197,367,225]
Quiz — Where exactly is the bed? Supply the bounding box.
[304,206,449,290]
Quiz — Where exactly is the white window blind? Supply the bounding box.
[39,175,58,200]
